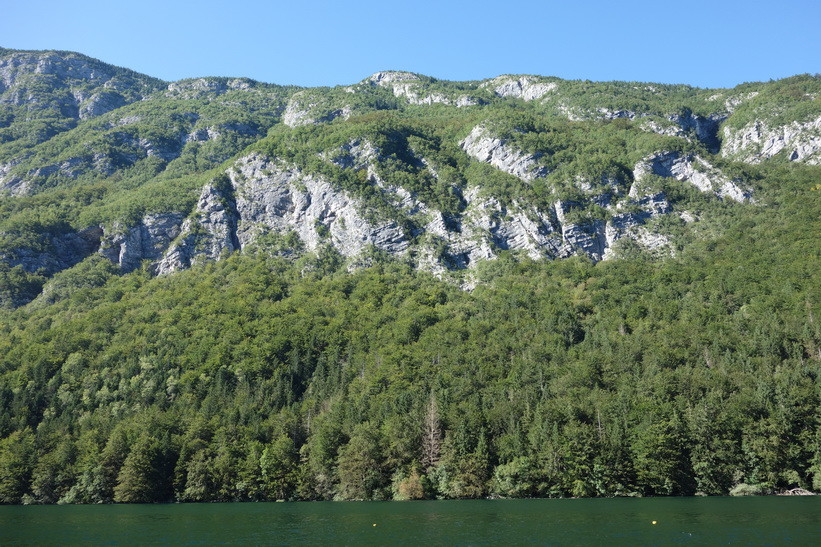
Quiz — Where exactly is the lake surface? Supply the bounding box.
[1,497,819,546]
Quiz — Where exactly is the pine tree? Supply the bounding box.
[113,436,162,503]
[421,392,442,470]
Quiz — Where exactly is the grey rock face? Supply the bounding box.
[600,189,674,260]
[561,220,608,261]
[4,134,185,197]
[5,142,744,290]
[145,151,632,276]
[381,83,476,107]
[633,191,673,216]
[721,115,821,165]
[78,90,128,120]
[552,201,610,261]
[57,144,745,281]
[721,91,760,113]
[390,84,451,106]
[456,130,728,263]
[164,78,256,99]
[633,151,752,202]
[186,127,222,143]
[574,109,726,152]
[674,113,726,152]
[231,155,409,257]
[154,154,411,274]
[281,98,312,127]
[595,108,641,120]
[328,139,379,170]
[111,131,184,162]
[155,185,239,274]
[365,72,480,107]
[1,52,111,92]
[461,125,549,182]
[0,51,159,122]
[99,214,185,273]
[282,92,352,127]
[485,76,557,101]
[0,159,28,195]
[368,71,420,85]
[442,188,561,267]
[640,113,726,152]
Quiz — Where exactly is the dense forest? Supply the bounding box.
[0,50,820,503]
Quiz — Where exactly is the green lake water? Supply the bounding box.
[1,497,819,546]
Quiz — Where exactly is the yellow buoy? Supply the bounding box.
[652,521,657,525]
[373,524,377,527]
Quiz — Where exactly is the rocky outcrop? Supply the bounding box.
[603,217,671,260]
[327,139,380,171]
[456,127,697,262]
[164,77,256,99]
[2,141,744,291]
[551,200,607,260]
[367,71,478,107]
[0,159,29,196]
[231,155,410,257]
[719,91,759,113]
[281,100,310,128]
[721,115,821,165]
[556,106,726,152]
[1,53,115,88]
[602,191,674,260]
[485,76,557,101]
[186,127,223,143]
[2,129,186,196]
[595,109,642,120]
[641,113,726,152]
[154,154,411,274]
[155,185,239,274]
[129,151,676,275]
[282,91,352,127]
[675,113,726,151]
[78,90,128,120]
[461,125,549,182]
[368,71,420,86]
[0,50,162,124]
[550,195,672,262]
[440,188,561,267]
[99,214,185,273]
[633,151,752,202]
[391,84,449,106]
[562,220,608,261]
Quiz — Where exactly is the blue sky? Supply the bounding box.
[4,0,819,89]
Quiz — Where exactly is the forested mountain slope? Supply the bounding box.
[0,49,819,503]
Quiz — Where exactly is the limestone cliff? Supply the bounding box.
[460,125,549,182]
[6,48,815,306]
[132,139,748,275]
[632,151,752,202]
[721,115,821,165]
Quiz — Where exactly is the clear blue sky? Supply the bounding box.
[4,0,819,89]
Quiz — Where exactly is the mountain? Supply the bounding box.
[2,49,819,304]
[0,49,819,504]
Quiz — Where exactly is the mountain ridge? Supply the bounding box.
[1,48,820,304]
